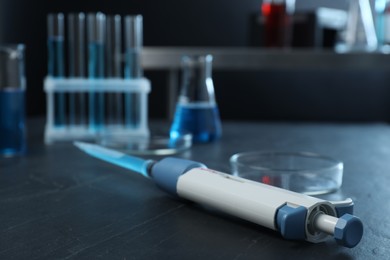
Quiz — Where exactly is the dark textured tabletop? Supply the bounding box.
[1,119,389,259]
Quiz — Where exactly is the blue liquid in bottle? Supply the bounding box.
[0,89,26,156]
[47,36,65,127]
[170,103,222,143]
[88,42,105,131]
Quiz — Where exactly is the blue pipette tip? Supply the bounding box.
[74,141,98,153]
[73,141,87,150]
[73,141,155,178]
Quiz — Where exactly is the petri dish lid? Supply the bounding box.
[230,151,343,195]
[98,133,192,156]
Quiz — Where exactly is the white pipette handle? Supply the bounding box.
[151,158,363,248]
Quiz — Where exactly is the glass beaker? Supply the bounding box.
[0,44,26,157]
[170,55,222,143]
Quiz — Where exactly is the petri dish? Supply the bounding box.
[230,151,343,195]
[98,133,192,156]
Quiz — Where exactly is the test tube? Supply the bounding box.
[47,13,65,127]
[106,15,122,78]
[124,15,143,128]
[106,15,123,126]
[87,12,106,132]
[68,13,86,126]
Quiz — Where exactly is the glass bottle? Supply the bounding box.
[170,55,222,143]
[261,0,295,48]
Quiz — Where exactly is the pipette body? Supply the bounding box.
[74,142,363,248]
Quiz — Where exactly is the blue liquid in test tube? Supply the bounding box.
[48,37,65,127]
[124,48,141,127]
[88,41,105,131]
[47,36,65,77]
[124,48,139,79]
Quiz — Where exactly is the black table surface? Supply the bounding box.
[1,119,390,259]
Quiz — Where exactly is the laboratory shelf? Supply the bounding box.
[142,47,390,118]
[142,47,390,70]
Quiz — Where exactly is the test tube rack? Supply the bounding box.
[44,77,150,144]
[45,12,149,144]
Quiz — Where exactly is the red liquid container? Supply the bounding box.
[261,1,292,48]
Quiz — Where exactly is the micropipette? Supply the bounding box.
[74,141,363,248]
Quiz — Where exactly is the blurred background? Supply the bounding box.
[2,0,390,122]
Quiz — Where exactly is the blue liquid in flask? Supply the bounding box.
[0,89,26,156]
[170,103,222,143]
[48,36,65,127]
[88,42,105,131]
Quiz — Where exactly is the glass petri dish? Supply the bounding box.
[230,151,343,195]
[98,134,192,156]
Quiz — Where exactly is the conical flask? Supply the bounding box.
[170,55,222,143]
[336,0,378,52]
